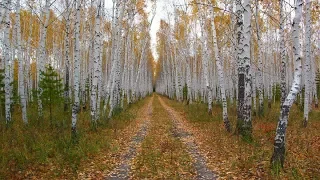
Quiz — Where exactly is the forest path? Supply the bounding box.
[130,94,196,179]
[105,95,154,179]
[80,94,218,180]
[78,96,154,179]
[157,95,218,180]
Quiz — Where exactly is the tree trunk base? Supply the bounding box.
[82,105,87,111]
[186,99,190,105]
[258,107,264,117]
[235,119,252,142]
[64,103,68,112]
[315,103,319,108]
[208,109,212,116]
[224,119,232,133]
[71,126,78,144]
[303,118,308,128]
[271,144,285,172]
[268,101,272,108]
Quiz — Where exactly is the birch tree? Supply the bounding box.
[303,0,311,127]
[209,4,231,132]
[91,0,102,124]
[199,9,212,114]
[242,0,252,138]
[37,0,50,117]
[271,0,303,168]
[279,0,286,108]
[0,0,9,23]
[255,0,264,116]
[71,0,81,136]
[64,0,71,111]
[108,0,125,118]
[15,0,28,124]
[235,0,252,137]
[3,0,11,123]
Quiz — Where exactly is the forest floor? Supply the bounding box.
[161,96,320,179]
[1,94,320,179]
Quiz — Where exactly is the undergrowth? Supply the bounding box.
[0,96,149,179]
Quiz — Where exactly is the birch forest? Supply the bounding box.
[0,0,319,179]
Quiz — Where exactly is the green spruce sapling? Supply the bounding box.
[39,64,63,125]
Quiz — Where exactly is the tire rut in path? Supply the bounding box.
[106,96,154,180]
[158,96,218,180]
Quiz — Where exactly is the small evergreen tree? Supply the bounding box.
[39,64,63,125]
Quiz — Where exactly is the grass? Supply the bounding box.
[0,96,151,179]
[162,96,320,179]
[132,97,195,179]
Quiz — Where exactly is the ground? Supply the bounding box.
[1,94,319,179]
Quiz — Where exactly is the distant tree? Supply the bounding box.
[317,70,320,105]
[39,64,63,125]
[0,69,4,120]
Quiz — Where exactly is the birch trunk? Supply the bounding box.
[255,0,264,116]
[271,0,303,168]
[235,0,247,136]
[71,0,81,136]
[199,12,211,114]
[313,55,318,108]
[210,5,231,132]
[186,56,192,104]
[3,0,11,123]
[0,0,8,23]
[243,0,252,138]
[280,0,286,108]
[15,0,27,124]
[303,0,311,127]
[91,0,102,124]
[109,0,126,118]
[37,0,50,117]
[64,0,71,111]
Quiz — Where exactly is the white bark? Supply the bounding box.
[199,11,211,113]
[91,0,102,123]
[0,0,8,23]
[280,0,286,108]
[272,0,303,167]
[71,0,81,134]
[209,5,231,132]
[235,0,247,135]
[37,0,50,117]
[243,0,252,131]
[255,0,264,115]
[303,0,311,126]
[64,0,71,111]
[108,0,126,118]
[3,0,11,123]
[15,0,28,124]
